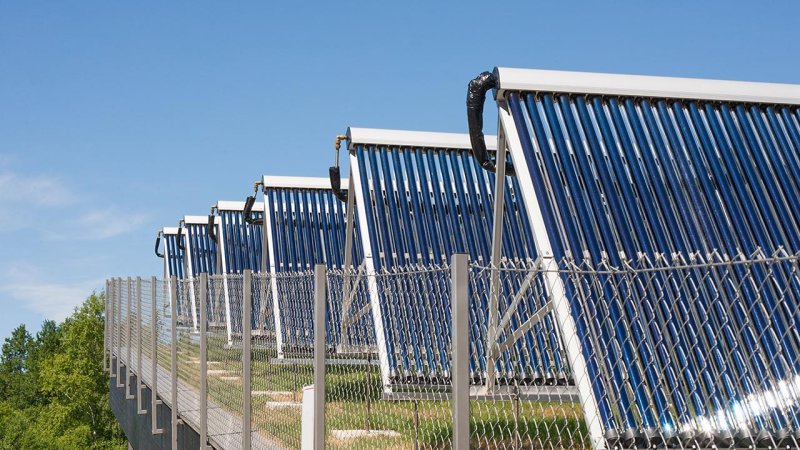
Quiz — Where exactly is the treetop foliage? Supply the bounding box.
[0,292,126,450]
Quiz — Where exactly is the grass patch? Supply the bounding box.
[153,332,588,449]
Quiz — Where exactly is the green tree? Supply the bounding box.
[0,324,36,408]
[0,293,126,450]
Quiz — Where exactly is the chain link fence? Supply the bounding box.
[105,251,800,449]
[250,271,314,449]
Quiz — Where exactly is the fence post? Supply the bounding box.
[313,264,326,450]
[152,276,163,434]
[137,277,147,414]
[126,277,134,400]
[199,273,208,449]
[117,278,125,388]
[104,280,109,372]
[108,279,115,377]
[242,270,252,450]
[170,276,179,450]
[451,253,469,450]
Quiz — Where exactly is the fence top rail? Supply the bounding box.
[114,247,800,284]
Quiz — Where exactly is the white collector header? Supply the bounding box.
[494,67,800,105]
[347,127,498,151]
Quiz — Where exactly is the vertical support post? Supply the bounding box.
[137,277,146,414]
[217,217,234,346]
[264,188,285,358]
[199,273,208,449]
[183,228,199,332]
[104,280,109,372]
[349,153,391,389]
[126,277,134,400]
[152,276,163,434]
[451,253,470,450]
[117,279,125,388]
[108,279,115,376]
[340,174,357,349]
[486,136,508,391]
[313,264,326,450]
[242,270,252,450]
[170,276,179,450]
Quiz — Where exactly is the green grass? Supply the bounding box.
[154,332,587,449]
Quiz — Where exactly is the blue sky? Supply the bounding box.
[1,1,798,339]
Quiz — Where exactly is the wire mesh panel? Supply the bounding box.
[156,278,174,409]
[249,273,277,342]
[119,279,130,368]
[206,274,246,448]
[175,272,196,330]
[111,279,120,365]
[470,262,586,450]
[492,68,800,448]
[139,277,154,387]
[327,269,374,355]
[176,278,202,431]
[325,268,453,450]
[207,273,227,329]
[564,253,800,449]
[250,270,315,449]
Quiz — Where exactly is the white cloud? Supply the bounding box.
[73,207,149,240]
[2,263,102,322]
[0,171,75,207]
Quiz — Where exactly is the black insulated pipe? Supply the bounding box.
[329,166,349,203]
[467,71,515,176]
[243,195,256,224]
[177,227,185,250]
[155,232,164,258]
[207,215,217,242]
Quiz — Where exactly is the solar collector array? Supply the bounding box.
[347,128,567,389]
[159,226,195,327]
[212,201,269,339]
[494,67,800,444]
[216,201,265,274]
[183,216,218,277]
[162,227,185,279]
[260,176,368,354]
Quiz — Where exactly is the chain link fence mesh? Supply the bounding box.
[156,278,174,409]
[324,266,453,450]
[105,251,800,449]
[207,274,246,447]
[175,278,202,431]
[250,271,314,449]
